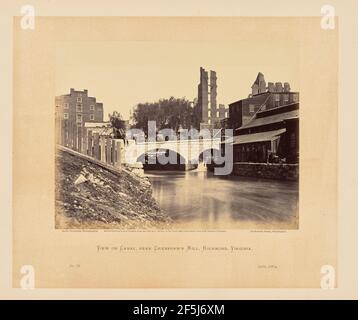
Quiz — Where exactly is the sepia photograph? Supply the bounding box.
[54,42,299,230]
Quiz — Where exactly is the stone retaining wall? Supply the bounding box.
[232,162,299,181]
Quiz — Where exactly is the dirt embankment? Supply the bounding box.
[55,148,171,229]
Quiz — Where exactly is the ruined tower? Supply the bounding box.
[197,67,219,127]
[251,72,266,95]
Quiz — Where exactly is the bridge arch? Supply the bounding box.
[137,148,187,170]
[198,148,222,164]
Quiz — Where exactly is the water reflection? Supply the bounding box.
[147,170,299,229]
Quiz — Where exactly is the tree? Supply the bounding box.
[131,97,199,135]
[109,111,127,139]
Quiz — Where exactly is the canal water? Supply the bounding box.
[146,170,299,229]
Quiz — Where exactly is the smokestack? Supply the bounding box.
[283,82,291,92]
[267,82,275,92]
[275,82,283,92]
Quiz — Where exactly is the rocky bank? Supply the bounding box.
[55,148,171,229]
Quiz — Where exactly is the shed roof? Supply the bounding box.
[226,128,286,145]
[237,109,299,131]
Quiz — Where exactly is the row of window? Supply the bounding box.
[234,143,269,163]
[61,103,99,111]
[63,113,95,121]
[247,93,299,115]
[274,93,299,103]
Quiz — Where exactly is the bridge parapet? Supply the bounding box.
[132,138,222,164]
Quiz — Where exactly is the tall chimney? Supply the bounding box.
[283,82,291,92]
[267,82,275,92]
[275,82,283,92]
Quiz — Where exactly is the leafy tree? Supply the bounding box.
[131,97,200,135]
[109,111,127,139]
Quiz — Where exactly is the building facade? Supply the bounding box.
[196,67,228,129]
[228,72,299,130]
[55,88,104,145]
[55,88,104,126]
[226,73,299,164]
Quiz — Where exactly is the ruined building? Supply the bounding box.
[229,72,299,130]
[196,67,228,130]
[227,72,299,164]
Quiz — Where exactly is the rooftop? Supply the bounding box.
[226,128,286,145]
[84,122,110,128]
[236,109,299,131]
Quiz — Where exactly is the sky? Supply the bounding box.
[55,40,300,120]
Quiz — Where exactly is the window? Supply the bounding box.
[293,93,299,102]
[249,104,255,114]
[76,114,82,123]
[64,103,69,109]
[283,94,289,102]
[90,114,95,120]
[77,96,82,103]
[290,133,296,149]
[76,103,82,112]
[64,113,69,119]
[208,119,211,125]
[216,111,219,117]
[208,110,210,117]
[90,105,95,111]
[274,94,280,107]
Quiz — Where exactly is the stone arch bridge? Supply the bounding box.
[125,138,222,166]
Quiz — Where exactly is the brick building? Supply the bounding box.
[55,88,104,145]
[228,72,299,130]
[225,73,299,164]
[55,88,104,125]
